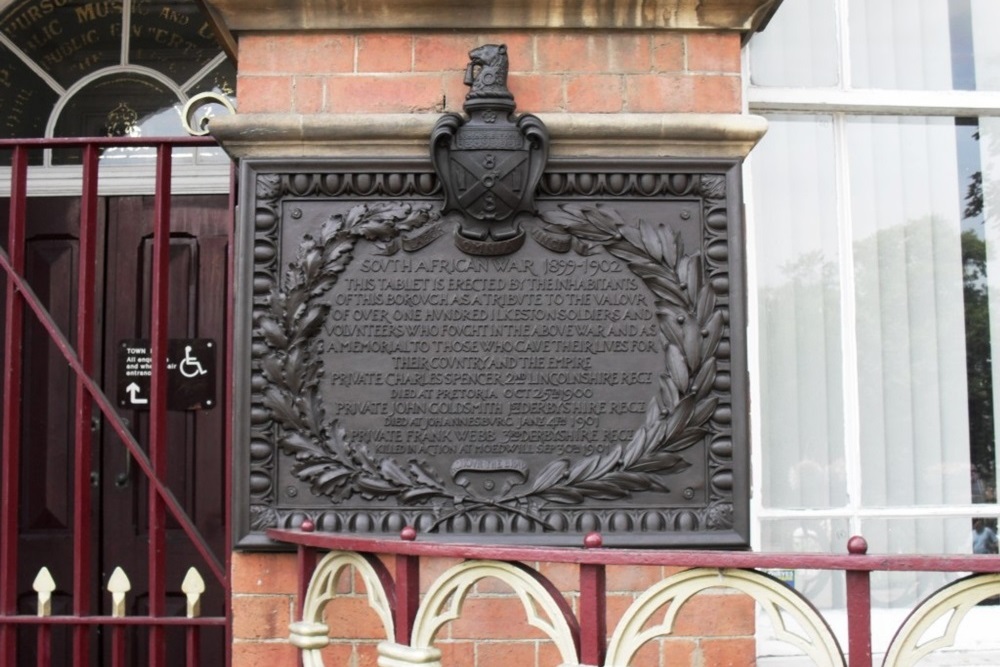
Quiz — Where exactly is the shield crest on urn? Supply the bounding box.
[431,44,550,256]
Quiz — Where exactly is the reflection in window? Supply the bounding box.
[749,0,839,88]
[959,120,997,514]
[750,0,1000,91]
[128,1,224,83]
[753,115,999,529]
[749,1,1000,660]
[0,42,60,155]
[848,116,972,509]
[54,76,179,138]
[1,0,120,89]
[751,116,847,512]
[750,0,1000,615]
[753,114,997,525]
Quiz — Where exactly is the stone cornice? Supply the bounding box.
[209,113,767,160]
[201,0,782,36]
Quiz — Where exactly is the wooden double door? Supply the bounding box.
[2,195,229,664]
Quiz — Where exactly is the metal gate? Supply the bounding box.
[0,137,233,666]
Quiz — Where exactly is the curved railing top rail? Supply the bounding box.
[270,526,1000,667]
[267,527,1000,573]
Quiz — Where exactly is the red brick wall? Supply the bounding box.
[230,25,752,667]
[235,31,741,115]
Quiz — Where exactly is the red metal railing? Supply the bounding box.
[0,137,232,667]
[269,527,1000,667]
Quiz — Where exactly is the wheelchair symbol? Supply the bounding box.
[179,345,208,378]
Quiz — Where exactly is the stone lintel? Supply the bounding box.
[202,0,782,36]
[209,113,768,161]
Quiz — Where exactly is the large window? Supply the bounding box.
[747,0,1000,657]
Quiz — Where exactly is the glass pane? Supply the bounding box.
[863,517,972,610]
[129,1,223,83]
[760,517,850,606]
[0,0,121,89]
[960,119,998,507]
[0,43,59,145]
[980,117,1000,505]
[54,75,181,137]
[51,74,181,164]
[751,115,847,509]
[971,0,1000,90]
[0,0,233,145]
[859,517,1000,660]
[849,0,1000,91]
[848,116,973,507]
[756,519,849,663]
[187,59,236,101]
[749,0,839,87]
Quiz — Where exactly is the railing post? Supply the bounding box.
[295,543,318,621]
[295,521,319,667]
[846,536,872,667]
[108,567,130,667]
[148,142,173,667]
[579,532,607,666]
[73,141,100,667]
[34,567,55,667]
[395,527,421,646]
[223,161,238,667]
[0,144,28,666]
[183,567,206,667]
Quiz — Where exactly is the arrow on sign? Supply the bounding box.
[125,382,148,405]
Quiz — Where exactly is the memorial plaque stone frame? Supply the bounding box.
[234,156,749,549]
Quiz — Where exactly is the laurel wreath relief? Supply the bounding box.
[258,201,725,530]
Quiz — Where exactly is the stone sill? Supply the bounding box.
[209,113,768,161]
[203,0,782,34]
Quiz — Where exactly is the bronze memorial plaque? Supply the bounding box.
[234,45,748,548]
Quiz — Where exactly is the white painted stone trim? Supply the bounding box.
[291,550,396,667]
[411,560,580,665]
[883,574,1000,667]
[604,567,845,667]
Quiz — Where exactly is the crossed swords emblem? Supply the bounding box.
[450,151,528,220]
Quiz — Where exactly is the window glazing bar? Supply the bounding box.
[831,112,863,538]
[758,505,1000,520]
[748,88,1000,117]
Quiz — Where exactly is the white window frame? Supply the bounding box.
[744,3,1000,661]
[743,0,1000,552]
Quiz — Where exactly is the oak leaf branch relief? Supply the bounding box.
[256,201,727,530]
